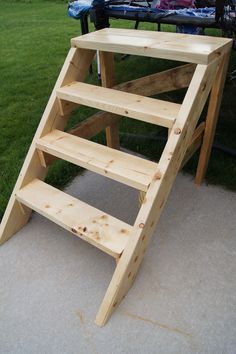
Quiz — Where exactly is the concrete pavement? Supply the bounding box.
[0,170,236,354]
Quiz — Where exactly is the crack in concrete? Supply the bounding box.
[123,310,192,338]
[76,309,99,354]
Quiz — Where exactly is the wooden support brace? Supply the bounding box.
[181,121,205,168]
[195,51,231,184]
[99,51,120,149]
[114,63,196,96]
[57,98,77,117]
[69,111,117,139]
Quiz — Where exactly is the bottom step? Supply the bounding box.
[16,179,132,258]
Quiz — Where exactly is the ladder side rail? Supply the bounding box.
[0,48,95,245]
[95,57,221,326]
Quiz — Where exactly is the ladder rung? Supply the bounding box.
[16,179,132,258]
[57,82,179,128]
[37,130,158,191]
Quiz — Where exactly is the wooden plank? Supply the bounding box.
[37,130,158,191]
[43,111,121,168]
[57,82,179,128]
[69,111,116,139]
[100,51,115,88]
[195,51,231,184]
[62,64,197,140]
[72,28,232,64]
[95,59,220,326]
[16,179,132,258]
[57,98,77,117]
[114,63,196,96]
[66,64,196,140]
[99,51,120,149]
[0,48,96,245]
[139,121,205,205]
[180,121,205,168]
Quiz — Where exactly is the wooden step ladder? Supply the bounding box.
[0,28,232,326]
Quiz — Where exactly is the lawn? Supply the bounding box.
[0,0,235,221]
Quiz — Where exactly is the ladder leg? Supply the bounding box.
[95,60,219,326]
[0,48,95,245]
[138,191,146,206]
[95,226,149,327]
[0,151,47,245]
[195,52,231,185]
[105,121,120,149]
[100,51,120,149]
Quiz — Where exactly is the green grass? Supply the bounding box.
[0,0,236,221]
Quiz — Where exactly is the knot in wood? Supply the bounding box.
[154,171,162,180]
[174,128,181,135]
[202,82,207,91]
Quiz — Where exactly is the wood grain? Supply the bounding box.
[37,130,157,191]
[57,81,179,128]
[16,179,132,258]
[72,28,232,64]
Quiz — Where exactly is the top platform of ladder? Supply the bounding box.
[71,28,232,65]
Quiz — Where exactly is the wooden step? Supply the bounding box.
[57,81,179,128]
[36,130,157,191]
[16,179,132,258]
[71,28,232,64]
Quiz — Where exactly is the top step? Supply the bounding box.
[71,28,232,65]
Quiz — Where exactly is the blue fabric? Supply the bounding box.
[68,1,218,35]
[68,0,216,19]
[175,8,215,33]
[68,0,93,19]
[107,5,173,15]
[176,24,202,34]
[104,6,215,33]
[176,7,215,17]
[105,6,215,17]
